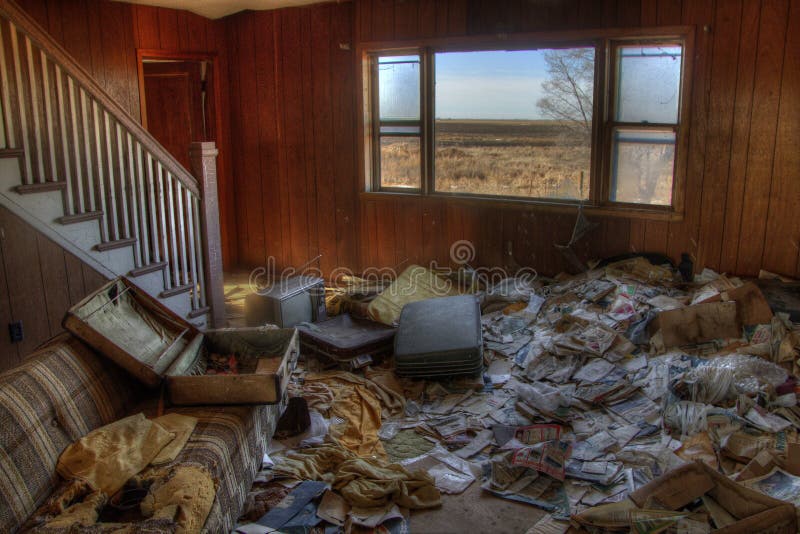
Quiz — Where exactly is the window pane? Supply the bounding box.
[380,125,421,135]
[380,136,421,189]
[378,55,420,121]
[611,129,675,205]
[434,48,593,200]
[616,45,682,124]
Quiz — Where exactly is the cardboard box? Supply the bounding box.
[64,278,298,405]
[629,461,796,533]
[649,301,741,347]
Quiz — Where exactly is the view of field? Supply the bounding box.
[379,119,674,205]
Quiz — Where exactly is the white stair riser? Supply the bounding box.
[0,157,206,329]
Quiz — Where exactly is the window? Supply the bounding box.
[362,31,690,215]
[434,48,593,200]
[609,44,682,206]
[376,54,422,189]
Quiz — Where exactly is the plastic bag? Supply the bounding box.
[684,354,787,402]
[514,380,565,414]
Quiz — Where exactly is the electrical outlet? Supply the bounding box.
[9,321,23,343]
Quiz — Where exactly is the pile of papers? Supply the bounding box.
[236,258,800,533]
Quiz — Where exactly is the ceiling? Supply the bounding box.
[113,0,339,19]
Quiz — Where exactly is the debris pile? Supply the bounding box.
[234,259,800,533]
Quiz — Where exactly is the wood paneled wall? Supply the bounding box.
[0,206,107,371]
[227,0,800,280]
[15,0,238,268]
[225,4,360,277]
[11,0,800,285]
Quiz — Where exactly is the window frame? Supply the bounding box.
[369,51,426,193]
[358,27,694,220]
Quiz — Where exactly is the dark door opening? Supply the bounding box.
[138,55,216,169]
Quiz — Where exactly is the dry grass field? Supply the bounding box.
[380,120,673,205]
[380,120,591,199]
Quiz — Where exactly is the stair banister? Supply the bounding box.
[0,0,223,327]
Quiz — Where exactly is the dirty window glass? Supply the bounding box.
[378,55,421,121]
[616,45,682,124]
[611,43,682,206]
[375,54,422,190]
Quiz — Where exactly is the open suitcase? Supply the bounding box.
[63,277,299,405]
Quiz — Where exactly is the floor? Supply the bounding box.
[223,271,548,533]
[409,484,545,534]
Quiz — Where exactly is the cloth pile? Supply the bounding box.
[23,413,209,533]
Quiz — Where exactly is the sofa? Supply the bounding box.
[0,333,281,533]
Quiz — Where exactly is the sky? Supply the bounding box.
[379,50,555,120]
[380,46,680,122]
[434,50,550,120]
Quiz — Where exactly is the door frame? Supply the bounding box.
[136,49,222,151]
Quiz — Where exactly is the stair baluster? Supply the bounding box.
[0,0,222,327]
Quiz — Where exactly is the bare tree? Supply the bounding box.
[537,48,594,136]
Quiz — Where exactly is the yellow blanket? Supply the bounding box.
[305,371,402,458]
[366,265,460,326]
[274,444,441,510]
[57,413,174,495]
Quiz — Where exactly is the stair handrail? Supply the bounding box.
[0,0,200,197]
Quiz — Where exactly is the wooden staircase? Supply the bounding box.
[0,0,224,328]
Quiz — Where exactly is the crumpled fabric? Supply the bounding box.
[273,444,440,511]
[304,371,406,457]
[140,464,216,533]
[306,370,405,417]
[294,381,335,414]
[332,383,384,458]
[57,413,174,495]
[41,483,107,529]
[363,366,407,415]
[150,413,198,466]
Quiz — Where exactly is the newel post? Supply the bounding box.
[190,141,225,328]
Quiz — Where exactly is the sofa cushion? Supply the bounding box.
[0,334,138,533]
[158,404,281,533]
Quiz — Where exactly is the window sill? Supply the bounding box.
[359,191,684,222]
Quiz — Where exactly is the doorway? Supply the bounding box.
[137,51,218,169]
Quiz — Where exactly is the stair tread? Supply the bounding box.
[94,236,137,251]
[58,210,103,225]
[128,261,168,277]
[187,306,211,319]
[160,283,194,298]
[0,148,24,157]
[15,181,67,194]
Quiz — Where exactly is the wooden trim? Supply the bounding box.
[186,306,210,319]
[359,191,684,222]
[357,25,694,54]
[57,210,103,225]
[0,0,200,196]
[0,148,23,157]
